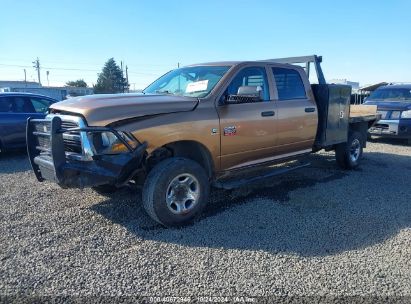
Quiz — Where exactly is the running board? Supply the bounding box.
[213,162,311,190]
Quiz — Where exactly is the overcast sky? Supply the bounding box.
[1,0,410,88]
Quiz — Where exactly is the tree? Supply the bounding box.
[93,58,129,94]
[65,79,88,87]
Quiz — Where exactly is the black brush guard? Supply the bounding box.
[27,116,147,188]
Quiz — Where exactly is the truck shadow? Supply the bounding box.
[368,136,410,146]
[0,149,31,174]
[91,152,411,257]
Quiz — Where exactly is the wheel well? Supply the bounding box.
[147,141,214,178]
[349,122,368,147]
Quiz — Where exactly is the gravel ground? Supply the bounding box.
[0,139,410,300]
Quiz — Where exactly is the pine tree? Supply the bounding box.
[65,79,88,87]
[94,58,129,94]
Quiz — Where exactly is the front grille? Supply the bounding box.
[34,121,51,133]
[35,131,51,154]
[377,110,402,120]
[61,121,78,129]
[63,135,82,153]
[377,111,388,119]
[31,116,83,156]
[61,120,82,154]
[374,123,389,130]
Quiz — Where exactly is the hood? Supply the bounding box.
[364,100,411,111]
[50,93,199,126]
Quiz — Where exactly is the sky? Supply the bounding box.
[0,0,410,89]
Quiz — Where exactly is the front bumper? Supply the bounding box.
[27,115,147,188]
[368,119,411,139]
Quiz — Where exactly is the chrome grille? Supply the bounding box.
[61,120,82,154]
[30,114,93,162]
[34,121,51,133]
[36,132,51,153]
[377,111,388,119]
[61,121,78,129]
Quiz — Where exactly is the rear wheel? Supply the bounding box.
[335,131,363,169]
[142,157,209,227]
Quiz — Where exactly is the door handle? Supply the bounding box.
[261,111,275,117]
[305,107,316,113]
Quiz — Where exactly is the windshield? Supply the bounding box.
[368,88,411,101]
[143,66,230,98]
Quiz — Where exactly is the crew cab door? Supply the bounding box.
[269,66,318,154]
[217,66,278,171]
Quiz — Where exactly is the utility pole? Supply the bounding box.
[32,57,41,85]
[46,71,50,86]
[125,65,129,92]
[23,69,27,88]
[120,61,124,92]
[177,62,180,68]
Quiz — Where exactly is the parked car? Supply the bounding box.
[364,84,411,144]
[0,93,57,151]
[27,55,379,227]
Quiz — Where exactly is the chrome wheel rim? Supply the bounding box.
[166,174,200,215]
[350,138,361,162]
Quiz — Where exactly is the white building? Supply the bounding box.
[328,79,360,92]
[0,81,93,101]
[0,80,41,90]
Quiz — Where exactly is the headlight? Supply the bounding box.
[90,131,138,154]
[401,110,411,119]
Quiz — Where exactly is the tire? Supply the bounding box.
[142,157,210,227]
[92,184,118,195]
[335,131,363,169]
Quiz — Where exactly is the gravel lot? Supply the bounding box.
[0,139,410,300]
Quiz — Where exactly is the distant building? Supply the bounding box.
[0,81,93,101]
[129,89,143,93]
[0,80,41,89]
[349,82,390,105]
[328,79,360,91]
[359,82,388,92]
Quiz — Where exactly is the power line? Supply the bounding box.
[0,63,31,68]
[0,59,174,70]
[0,63,159,76]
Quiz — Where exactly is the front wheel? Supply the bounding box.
[142,158,210,227]
[335,131,363,169]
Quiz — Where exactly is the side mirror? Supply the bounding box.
[237,85,262,97]
[224,86,263,104]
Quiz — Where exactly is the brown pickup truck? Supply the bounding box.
[27,55,379,227]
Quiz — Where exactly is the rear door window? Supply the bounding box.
[272,67,307,100]
[13,97,35,113]
[0,97,13,112]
